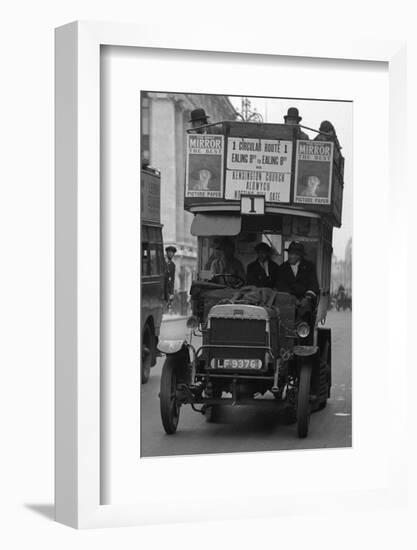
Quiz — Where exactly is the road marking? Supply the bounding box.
[334,413,351,417]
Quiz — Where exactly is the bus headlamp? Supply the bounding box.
[296,322,310,338]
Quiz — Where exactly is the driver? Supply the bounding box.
[209,237,245,284]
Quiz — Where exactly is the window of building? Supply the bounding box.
[142,242,151,276]
[141,93,150,165]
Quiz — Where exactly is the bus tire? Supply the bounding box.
[160,356,181,434]
[318,340,330,410]
[141,324,153,384]
[297,361,312,438]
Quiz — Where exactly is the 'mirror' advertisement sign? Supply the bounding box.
[225,137,292,203]
[294,140,334,205]
[185,134,224,199]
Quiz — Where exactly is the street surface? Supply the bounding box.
[140,310,351,457]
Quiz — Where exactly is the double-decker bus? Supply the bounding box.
[158,119,345,438]
[141,166,165,383]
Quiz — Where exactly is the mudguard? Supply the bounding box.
[158,340,187,355]
[158,341,194,385]
[293,345,318,357]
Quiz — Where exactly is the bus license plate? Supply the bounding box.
[213,359,262,370]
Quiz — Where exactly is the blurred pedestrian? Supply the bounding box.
[164,245,177,312]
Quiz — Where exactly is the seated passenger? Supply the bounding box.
[209,237,245,285]
[204,238,222,271]
[246,242,280,288]
[276,241,319,316]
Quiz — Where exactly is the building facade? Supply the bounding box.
[141,92,237,306]
[331,237,352,294]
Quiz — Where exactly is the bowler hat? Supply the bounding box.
[165,245,177,254]
[189,108,210,123]
[254,242,272,254]
[285,241,305,256]
[284,107,302,122]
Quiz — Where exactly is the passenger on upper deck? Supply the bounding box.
[314,120,341,159]
[276,241,319,316]
[283,107,309,140]
[188,108,211,134]
[246,242,280,288]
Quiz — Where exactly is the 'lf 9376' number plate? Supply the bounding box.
[211,359,262,369]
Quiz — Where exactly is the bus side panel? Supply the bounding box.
[141,223,165,363]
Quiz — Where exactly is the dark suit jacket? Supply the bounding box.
[276,260,319,299]
[246,259,280,288]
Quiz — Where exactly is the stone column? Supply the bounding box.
[149,94,177,244]
[174,105,185,246]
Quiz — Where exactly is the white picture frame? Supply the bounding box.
[55,21,407,529]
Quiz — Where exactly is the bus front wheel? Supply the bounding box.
[160,357,181,434]
[297,360,312,438]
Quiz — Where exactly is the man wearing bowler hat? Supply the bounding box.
[276,241,319,317]
[283,107,310,140]
[188,108,211,134]
[164,245,177,307]
[246,242,280,288]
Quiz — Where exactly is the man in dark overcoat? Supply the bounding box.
[164,245,177,304]
[276,241,319,316]
[246,242,280,288]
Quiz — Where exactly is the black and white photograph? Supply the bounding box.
[2,0,414,538]
[140,91,352,458]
